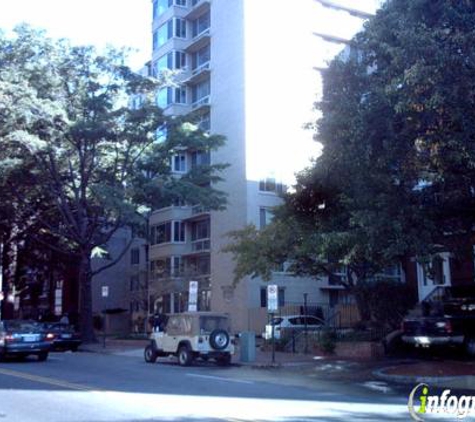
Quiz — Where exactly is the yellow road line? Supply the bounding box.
[0,367,97,391]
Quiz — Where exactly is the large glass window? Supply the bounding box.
[259,177,284,194]
[192,44,210,70]
[154,0,171,18]
[192,11,210,37]
[174,221,185,242]
[192,219,210,241]
[172,154,186,172]
[130,248,140,265]
[191,151,210,168]
[191,79,210,103]
[259,208,274,229]
[151,221,185,245]
[175,18,187,39]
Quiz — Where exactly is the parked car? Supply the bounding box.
[42,323,82,352]
[262,315,325,340]
[144,312,235,366]
[401,286,475,356]
[0,320,53,361]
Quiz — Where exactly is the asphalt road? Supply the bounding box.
[0,351,424,421]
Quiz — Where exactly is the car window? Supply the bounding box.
[200,316,230,333]
[4,321,41,332]
[304,317,323,326]
[270,318,283,326]
[288,317,300,325]
[182,316,192,334]
[166,316,181,335]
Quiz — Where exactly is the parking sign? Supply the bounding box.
[267,284,278,312]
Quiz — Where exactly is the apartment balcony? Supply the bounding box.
[185,28,211,53]
[184,0,210,20]
[183,205,210,222]
[179,238,210,256]
[184,61,211,85]
[191,95,210,112]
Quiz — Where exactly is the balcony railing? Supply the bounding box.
[192,204,210,215]
[185,28,211,53]
[191,239,210,252]
[185,0,210,20]
[191,95,210,110]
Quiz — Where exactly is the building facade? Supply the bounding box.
[148,0,380,333]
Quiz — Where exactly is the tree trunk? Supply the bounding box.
[78,250,95,343]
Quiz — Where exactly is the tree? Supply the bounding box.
[226,0,475,323]
[0,26,226,341]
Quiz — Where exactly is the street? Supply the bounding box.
[0,350,417,422]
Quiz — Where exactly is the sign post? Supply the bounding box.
[267,285,279,364]
[102,286,109,348]
[188,281,198,312]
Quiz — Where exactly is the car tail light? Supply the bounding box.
[445,321,453,334]
[4,333,15,343]
[45,333,55,341]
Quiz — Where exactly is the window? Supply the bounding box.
[151,221,185,244]
[188,255,210,275]
[191,219,210,241]
[175,18,187,38]
[171,256,183,276]
[197,113,211,132]
[155,222,172,244]
[129,275,140,291]
[154,0,172,19]
[130,248,140,265]
[259,208,274,229]
[191,79,210,103]
[172,154,186,172]
[154,19,186,50]
[259,177,284,194]
[157,87,187,108]
[154,22,170,50]
[174,221,185,242]
[260,287,285,308]
[156,126,167,143]
[191,151,210,168]
[192,11,210,37]
[192,44,210,70]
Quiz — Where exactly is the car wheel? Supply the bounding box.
[177,345,193,366]
[209,329,230,351]
[38,352,48,362]
[465,337,475,357]
[216,353,232,366]
[144,345,158,363]
[71,345,79,353]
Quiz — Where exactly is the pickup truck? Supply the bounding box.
[401,286,475,356]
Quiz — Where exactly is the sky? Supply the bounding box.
[0,0,152,70]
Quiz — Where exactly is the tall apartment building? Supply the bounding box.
[148,0,379,332]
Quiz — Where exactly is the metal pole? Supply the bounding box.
[0,243,3,321]
[271,312,275,364]
[304,293,308,354]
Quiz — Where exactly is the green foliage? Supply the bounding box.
[226,0,475,306]
[353,281,417,330]
[0,25,227,339]
[316,329,336,355]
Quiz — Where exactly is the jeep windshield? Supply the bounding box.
[199,316,230,334]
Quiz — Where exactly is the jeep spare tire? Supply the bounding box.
[209,329,230,350]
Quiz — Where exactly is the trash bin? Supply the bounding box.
[239,331,256,362]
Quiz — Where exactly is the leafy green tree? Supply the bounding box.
[226,0,475,322]
[0,26,226,341]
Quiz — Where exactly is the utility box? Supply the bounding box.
[239,331,256,362]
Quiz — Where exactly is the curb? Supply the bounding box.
[373,366,475,390]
